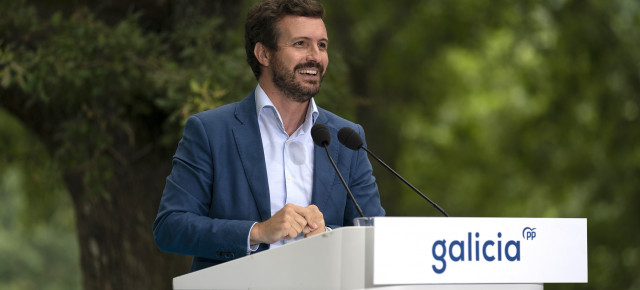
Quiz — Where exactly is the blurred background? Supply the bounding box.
[1,0,638,289]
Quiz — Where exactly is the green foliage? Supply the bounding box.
[323,1,639,289]
[2,0,639,289]
[0,0,257,192]
[0,109,80,290]
[155,8,242,117]
[0,108,68,227]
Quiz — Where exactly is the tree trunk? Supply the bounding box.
[63,151,190,290]
[1,0,247,288]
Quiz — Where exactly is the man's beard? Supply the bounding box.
[271,55,325,103]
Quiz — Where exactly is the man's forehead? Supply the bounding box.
[276,15,327,40]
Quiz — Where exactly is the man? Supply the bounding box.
[153,0,385,272]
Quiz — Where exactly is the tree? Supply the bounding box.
[0,108,81,289]
[323,1,639,289]
[323,0,522,215]
[0,0,252,288]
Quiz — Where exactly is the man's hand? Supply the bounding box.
[250,204,325,245]
[302,204,325,238]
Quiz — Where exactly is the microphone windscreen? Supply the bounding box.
[311,124,331,147]
[338,127,363,150]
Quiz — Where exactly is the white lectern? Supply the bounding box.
[173,217,587,290]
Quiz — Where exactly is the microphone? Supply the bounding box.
[338,127,449,217]
[311,124,365,218]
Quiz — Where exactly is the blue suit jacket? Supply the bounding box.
[153,92,385,272]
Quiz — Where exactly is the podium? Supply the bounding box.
[173,217,587,290]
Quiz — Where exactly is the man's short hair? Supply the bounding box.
[244,0,325,79]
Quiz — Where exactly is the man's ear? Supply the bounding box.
[254,42,270,66]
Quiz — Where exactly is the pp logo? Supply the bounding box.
[522,227,536,240]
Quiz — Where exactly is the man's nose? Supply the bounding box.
[306,45,321,62]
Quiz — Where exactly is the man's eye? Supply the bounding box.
[318,42,328,49]
[294,41,304,46]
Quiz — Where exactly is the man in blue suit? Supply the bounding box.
[153,0,385,272]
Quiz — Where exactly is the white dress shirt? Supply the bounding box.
[251,84,319,249]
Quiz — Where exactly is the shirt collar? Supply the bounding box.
[255,84,319,132]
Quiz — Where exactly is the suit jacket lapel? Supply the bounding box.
[312,112,340,208]
[232,92,271,221]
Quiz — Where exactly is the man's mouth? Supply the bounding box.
[295,62,323,78]
[298,69,318,75]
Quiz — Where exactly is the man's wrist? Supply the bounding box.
[248,222,260,254]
